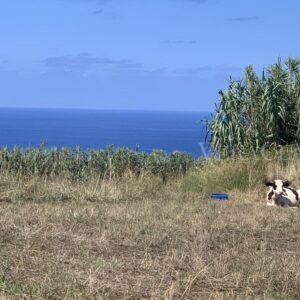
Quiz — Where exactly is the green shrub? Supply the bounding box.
[208,57,300,156]
[0,145,195,182]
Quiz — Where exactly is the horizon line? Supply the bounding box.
[0,106,212,114]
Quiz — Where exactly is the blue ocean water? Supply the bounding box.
[0,108,210,157]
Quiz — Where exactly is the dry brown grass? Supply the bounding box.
[1,159,300,299]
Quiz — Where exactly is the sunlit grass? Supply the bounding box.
[1,155,300,298]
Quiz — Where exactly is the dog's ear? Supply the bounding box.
[264,180,274,187]
[283,180,292,187]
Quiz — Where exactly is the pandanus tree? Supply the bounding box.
[208,57,300,156]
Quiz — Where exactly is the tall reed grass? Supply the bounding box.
[0,145,194,182]
[208,57,300,156]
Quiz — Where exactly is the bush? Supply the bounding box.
[208,57,300,156]
[0,145,195,182]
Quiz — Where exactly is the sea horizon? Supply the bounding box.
[0,107,211,157]
[0,106,211,114]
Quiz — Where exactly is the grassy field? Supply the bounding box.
[1,158,300,299]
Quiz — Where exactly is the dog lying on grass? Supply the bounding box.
[264,179,300,208]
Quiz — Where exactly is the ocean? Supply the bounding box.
[0,108,210,157]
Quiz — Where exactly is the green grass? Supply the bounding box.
[0,145,194,182]
[209,57,300,156]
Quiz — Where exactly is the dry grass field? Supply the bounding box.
[1,158,300,299]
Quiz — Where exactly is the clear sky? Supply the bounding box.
[0,0,299,111]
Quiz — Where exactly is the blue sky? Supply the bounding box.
[0,0,299,111]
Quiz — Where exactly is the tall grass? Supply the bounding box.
[0,145,194,182]
[208,57,300,156]
[2,156,300,298]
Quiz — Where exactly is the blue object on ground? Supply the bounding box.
[210,193,229,200]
